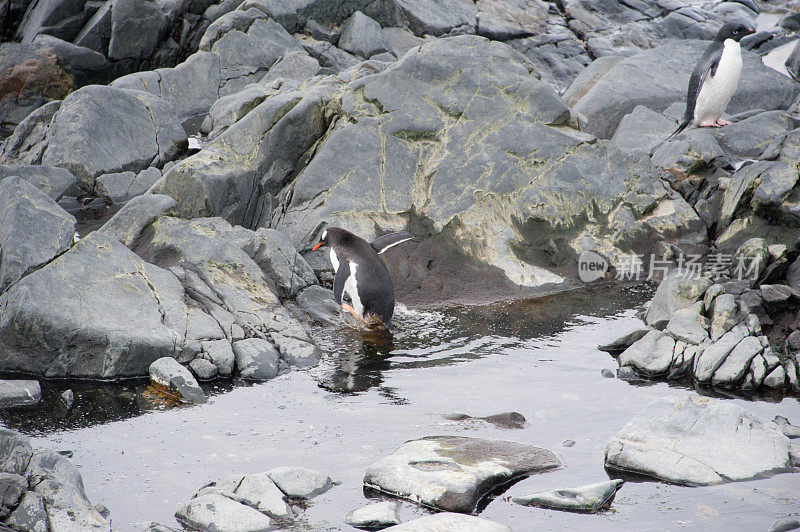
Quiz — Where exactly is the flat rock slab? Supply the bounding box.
[605,395,793,486]
[383,513,511,531]
[175,493,273,531]
[0,380,42,407]
[512,479,624,512]
[267,466,332,499]
[345,501,401,530]
[363,436,560,513]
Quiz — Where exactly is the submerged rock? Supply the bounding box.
[512,479,624,513]
[345,501,401,530]
[363,436,560,513]
[442,411,526,429]
[0,380,42,407]
[605,395,793,486]
[383,513,511,531]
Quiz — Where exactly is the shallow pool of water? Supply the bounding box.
[3,283,798,531]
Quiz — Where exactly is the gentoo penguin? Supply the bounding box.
[312,227,414,328]
[668,22,756,140]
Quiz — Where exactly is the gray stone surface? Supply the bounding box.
[233,338,280,381]
[345,501,401,529]
[364,436,559,513]
[0,379,42,407]
[513,479,624,512]
[339,11,390,58]
[611,105,676,153]
[7,490,48,532]
[96,168,162,203]
[0,164,75,200]
[0,428,33,476]
[383,513,511,531]
[0,472,27,515]
[605,395,793,486]
[149,357,207,404]
[773,416,800,439]
[395,0,476,36]
[0,100,61,167]
[201,339,235,377]
[189,358,218,380]
[267,466,332,499]
[645,269,712,329]
[241,228,318,298]
[597,327,651,353]
[694,324,749,383]
[0,176,75,293]
[665,301,708,345]
[40,85,186,189]
[175,493,273,531]
[194,472,291,519]
[618,330,675,377]
[98,194,177,247]
[108,0,167,61]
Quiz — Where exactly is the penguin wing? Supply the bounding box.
[370,231,414,254]
[333,260,350,305]
[684,42,724,122]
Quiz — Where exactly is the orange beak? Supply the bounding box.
[312,242,324,251]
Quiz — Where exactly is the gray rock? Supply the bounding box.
[475,0,547,40]
[0,379,42,407]
[709,294,738,341]
[395,0,476,36]
[611,105,676,153]
[694,324,749,383]
[363,436,559,513]
[73,0,112,53]
[98,194,177,247]
[0,472,27,515]
[715,111,795,159]
[241,228,318,298]
[0,164,76,200]
[618,330,676,377]
[41,85,186,188]
[605,394,793,485]
[773,416,800,439]
[96,168,162,203]
[259,50,320,85]
[382,27,425,57]
[15,0,99,42]
[597,327,651,353]
[339,11,390,58]
[267,466,332,499]
[651,128,725,175]
[760,284,798,306]
[195,472,291,519]
[732,238,770,282]
[175,493,273,531]
[571,41,798,139]
[665,301,709,345]
[142,523,183,532]
[189,358,218,380]
[203,82,278,140]
[60,389,74,409]
[770,518,800,532]
[512,479,624,513]
[345,501,401,529]
[0,428,33,476]
[0,232,189,378]
[295,285,341,324]
[149,357,207,404]
[0,176,76,294]
[108,0,167,61]
[0,100,61,167]
[7,490,48,532]
[509,33,591,93]
[383,513,511,531]
[763,364,786,388]
[645,269,712,329]
[297,34,362,71]
[303,18,340,43]
[233,338,280,381]
[710,334,764,387]
[201,339,235,377]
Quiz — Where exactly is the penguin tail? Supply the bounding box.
[666,119,690,142]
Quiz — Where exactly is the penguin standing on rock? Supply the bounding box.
[667,22,756,140]
[312,227,414,329]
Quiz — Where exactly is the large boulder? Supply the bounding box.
[605,395,794,485]
[570,41,798,139]
[363,436,560,513]
[0,176,75,293]
[0,164,76,200]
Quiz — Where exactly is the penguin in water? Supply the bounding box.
[667,22,756,140]
[312,227,414,329]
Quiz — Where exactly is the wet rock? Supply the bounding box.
[339,11,390,58]
[267,466,332,499]
[0,233,188,378]
[7,490,47,532]
[195,472,291,519]
[175,493,273,531]
[0,380,42,407]
[383,513,511,531]
[295,285,341,325]
[97,194,177,247]
[601,368,615,378]
[345,501,401,530]
[770,518,800,532]
[597,327,650,353]
[645,269,712,329]
[512,479,624,513]
[618,330,675,377]
[443,412,526,429]
[570,41,797,139]
[143,523,182,532]
[189,358,218,380]
[95,168,162,203]
[233,338,280,381]
[364,436,559,513]
[773,416,800,439]
[0,176,76,294]
[40,85,186,189]
[149,357,207,404]
[0,472,27,515]
[605,395,793,486]
[0,428,33,476]
[0,164,76,200]
[60,389,73,409]
[665,301,708,345]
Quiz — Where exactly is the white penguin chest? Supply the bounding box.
[343,261,364,316]
[329,248,339,272]
[694,39,743,124]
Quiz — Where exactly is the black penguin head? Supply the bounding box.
[311,227,352,251]
[716,22,756,42]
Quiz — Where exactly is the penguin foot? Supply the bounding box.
[715,119,732,126]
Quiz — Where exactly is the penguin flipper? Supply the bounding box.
[333,261,350,305]
[684,42,724,126]
[370,231,414,254]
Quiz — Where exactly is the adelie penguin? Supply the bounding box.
[667,22,756,140]
[312,227,414,329]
